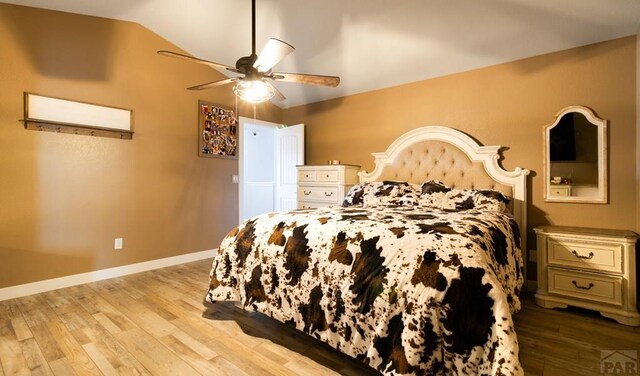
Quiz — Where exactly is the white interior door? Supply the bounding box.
[239,117,277,223]
[275,124,304,211]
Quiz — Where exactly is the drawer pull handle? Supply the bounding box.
[324,192,334,197]
[303,191,311,196]
[571,280,594,290]
[571,250,594,260]
[325,174,330,178]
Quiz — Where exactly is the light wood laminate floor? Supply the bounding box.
[1,259,638,375]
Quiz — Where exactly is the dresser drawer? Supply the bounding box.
[297,201,326,209]
[546,238,623,274]
[547,267,622,306]
[298,170,317,182]
[298,186,340,202]
[317,170,339,182]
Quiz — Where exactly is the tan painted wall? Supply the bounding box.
[637,27,640,234]
[0,4,282,288]
[284,36,638,261]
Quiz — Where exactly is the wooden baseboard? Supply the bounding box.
[0,249,216,301]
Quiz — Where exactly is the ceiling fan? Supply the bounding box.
[157,0,340,103]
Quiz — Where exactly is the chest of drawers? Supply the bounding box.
[296,165,360,209]
[534,225,639,326]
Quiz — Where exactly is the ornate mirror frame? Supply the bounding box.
[543,105,607,203]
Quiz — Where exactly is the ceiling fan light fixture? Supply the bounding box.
[233,79,275,103]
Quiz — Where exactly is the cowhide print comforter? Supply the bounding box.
[206,205,524,375]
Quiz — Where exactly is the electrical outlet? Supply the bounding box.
[114,238,123,250]
[529,249,537,262]
[232,174,239,183]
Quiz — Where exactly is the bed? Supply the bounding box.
[205,126,530,375]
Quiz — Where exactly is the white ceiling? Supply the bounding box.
[3,0,640,108]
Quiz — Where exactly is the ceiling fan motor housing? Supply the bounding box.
[236,54,259,77]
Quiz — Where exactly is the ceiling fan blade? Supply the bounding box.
[187,78,238,91]
[158,50,239,73]
[253,38,295,73]
[272,72,340,87]
[267,81,286,102]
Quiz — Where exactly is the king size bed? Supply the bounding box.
[205,126,530,375]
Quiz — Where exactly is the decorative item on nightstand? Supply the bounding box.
[534,226,639,326]
[296,164,360,209]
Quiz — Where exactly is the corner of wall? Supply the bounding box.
[637,28,640,233]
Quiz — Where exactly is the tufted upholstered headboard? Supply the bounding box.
[372,139,513,197]
[359,126,530,278]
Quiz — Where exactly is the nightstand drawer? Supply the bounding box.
[548,268,622,306]
[547,238,622,274]
[549,187,570,196]
[298,186,340,202]
[298,170,317,182]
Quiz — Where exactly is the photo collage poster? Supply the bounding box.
[198,101,238,158]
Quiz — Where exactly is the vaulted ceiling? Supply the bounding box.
[3,0,640,108]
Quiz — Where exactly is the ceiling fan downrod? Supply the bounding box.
[251,0,256,56]
[235,0,259,76]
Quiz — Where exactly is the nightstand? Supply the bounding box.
[296,165,360,209]
[549,184,572,197]
[534,226,639,326]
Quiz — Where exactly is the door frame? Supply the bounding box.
[238,116,281,224]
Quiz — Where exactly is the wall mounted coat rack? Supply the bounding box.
[21,93,134,140]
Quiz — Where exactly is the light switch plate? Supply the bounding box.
[232,175,239,183]
[114,238,123,250]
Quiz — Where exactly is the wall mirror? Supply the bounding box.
[544,106,607,203]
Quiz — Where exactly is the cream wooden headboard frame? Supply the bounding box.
[359,126,530,274]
